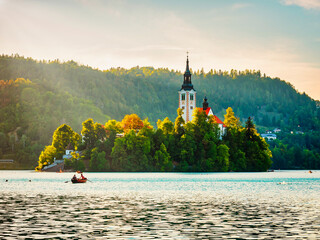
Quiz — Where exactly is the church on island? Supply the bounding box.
[178,55,226,135]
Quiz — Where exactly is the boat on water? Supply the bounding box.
[71,178,87,183]
[71,172,87,184]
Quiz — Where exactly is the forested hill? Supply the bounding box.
[0,54,319,169]
[1,55,319,128]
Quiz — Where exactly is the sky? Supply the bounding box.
[0,0,320,100]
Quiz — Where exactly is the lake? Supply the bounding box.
[0,170,319,239]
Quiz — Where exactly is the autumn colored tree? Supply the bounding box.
[224,107,241,129]
[174,108,185,135]
[105,119,123,134]
[121,114,144,133]
[36,145,57,170]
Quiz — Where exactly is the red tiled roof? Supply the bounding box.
[213,115,226,127]
[199,107,226,127]
[199,107,211,115]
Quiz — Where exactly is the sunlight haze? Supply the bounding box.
[0,0,319,99]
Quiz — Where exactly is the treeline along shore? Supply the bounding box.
[37,109,272,172]
[0,55,319,170]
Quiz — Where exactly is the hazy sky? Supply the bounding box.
[1,0,320,100]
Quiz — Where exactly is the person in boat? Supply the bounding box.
[80,173,86,180]
[72,174,77,180]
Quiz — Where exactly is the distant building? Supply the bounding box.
[261,133,277,141]
[266,130,273,134]
[63,144,75,159]
[273,128,281,133]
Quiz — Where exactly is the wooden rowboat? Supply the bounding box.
[71,178,87,184]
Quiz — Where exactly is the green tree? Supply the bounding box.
[90,148,107,171]
[244,117,272,171]
[216,144,230,172]
[81,119,96,150]
[157,117,174,135]
[111,130,151,171]
[52,124,80,159]
[94,122,107,142]
[154,143,172,171]
[105,119,123,134]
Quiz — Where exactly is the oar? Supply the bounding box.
[87,179,93,183]
[64,181,69,183]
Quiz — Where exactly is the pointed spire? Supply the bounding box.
[181,52,194,90]
[185,51,190,73]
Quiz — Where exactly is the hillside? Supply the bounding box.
[0,54,319,169]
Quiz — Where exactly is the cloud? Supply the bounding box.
[281,0,320,10]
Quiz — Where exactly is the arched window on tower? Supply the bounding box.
[181,93,185,101]
[190,94,194,100]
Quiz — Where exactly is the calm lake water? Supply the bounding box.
[0,170,319,239]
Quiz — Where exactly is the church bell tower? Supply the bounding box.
[178,54,196,122]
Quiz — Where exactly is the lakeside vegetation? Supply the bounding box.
[0,54,319,170]
[37,109,272,172]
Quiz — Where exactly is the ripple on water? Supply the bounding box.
[1,171,320,239]
[0,192,319,239]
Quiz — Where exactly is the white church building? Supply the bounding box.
[178,56,226,135]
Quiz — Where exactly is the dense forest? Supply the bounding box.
[0,54,319,170]
[37,110,271,172]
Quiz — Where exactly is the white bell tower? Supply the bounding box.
[178,54,196,122]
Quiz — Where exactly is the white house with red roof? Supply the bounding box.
[199,97,226,137]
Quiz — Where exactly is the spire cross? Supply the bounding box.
[186,51,189,58]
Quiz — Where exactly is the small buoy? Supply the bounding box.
[309,170,312,174]
[5,179,8,182]
[29,180,31,182]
